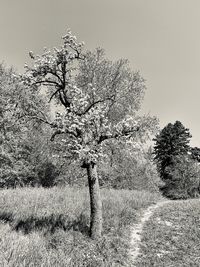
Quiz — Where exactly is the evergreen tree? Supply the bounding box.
[153,121,192,181]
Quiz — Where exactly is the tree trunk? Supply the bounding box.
[86,162,102,239]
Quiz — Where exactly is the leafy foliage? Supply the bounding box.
[162,156,200,199]
[22,30,158,168]
[76,48,146,123]
[0,63,55,188]
[99,144,161,192]
[0,64,31,187]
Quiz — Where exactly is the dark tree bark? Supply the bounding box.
[86,162,102,239]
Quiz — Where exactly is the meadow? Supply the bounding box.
[0,186,161,266]
[135,199,200,267]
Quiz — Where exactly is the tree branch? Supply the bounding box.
[33,79,61,88]
[48,70,63,85]
[50,129,65,141]
[19,114,56,128]
[97,127,140,144]
[49,87,62,102]
[50,127,80,141]
[80,96,115,115]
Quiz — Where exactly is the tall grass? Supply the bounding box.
[0,186,161,266]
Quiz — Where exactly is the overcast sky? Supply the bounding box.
[1,0,200,146]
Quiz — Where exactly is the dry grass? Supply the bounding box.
[0,186,161,266]
[135,199,200,267]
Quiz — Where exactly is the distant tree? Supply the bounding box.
[0,64,33,187]
[0,63,51,187]
[22,30,158,239]
[153,121,192,194]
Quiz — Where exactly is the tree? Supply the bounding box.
[0,63,52,187]
[22,30,158,239]
[153,121,192,186]
[0,63,36,187]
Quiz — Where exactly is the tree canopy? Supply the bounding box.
[22,30,158,168]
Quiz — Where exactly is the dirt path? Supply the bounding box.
[129,200,170,265]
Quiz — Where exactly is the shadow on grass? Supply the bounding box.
[0,211,89,235]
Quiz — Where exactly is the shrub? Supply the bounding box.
[37,161,59,188]
[161,156,200,199]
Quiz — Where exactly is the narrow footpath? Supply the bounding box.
[129,198,200,267]
[129,200,170,266]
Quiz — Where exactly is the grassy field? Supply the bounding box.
[0,186,161,266]
[135,199,200,267]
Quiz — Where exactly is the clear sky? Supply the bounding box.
[1,0,200,146]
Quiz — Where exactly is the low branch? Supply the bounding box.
[33,79,61,88]
[18,114,56,128]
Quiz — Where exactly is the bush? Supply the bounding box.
[0,163,38,188]
[160,156,200,199]
[37,161,59,188]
